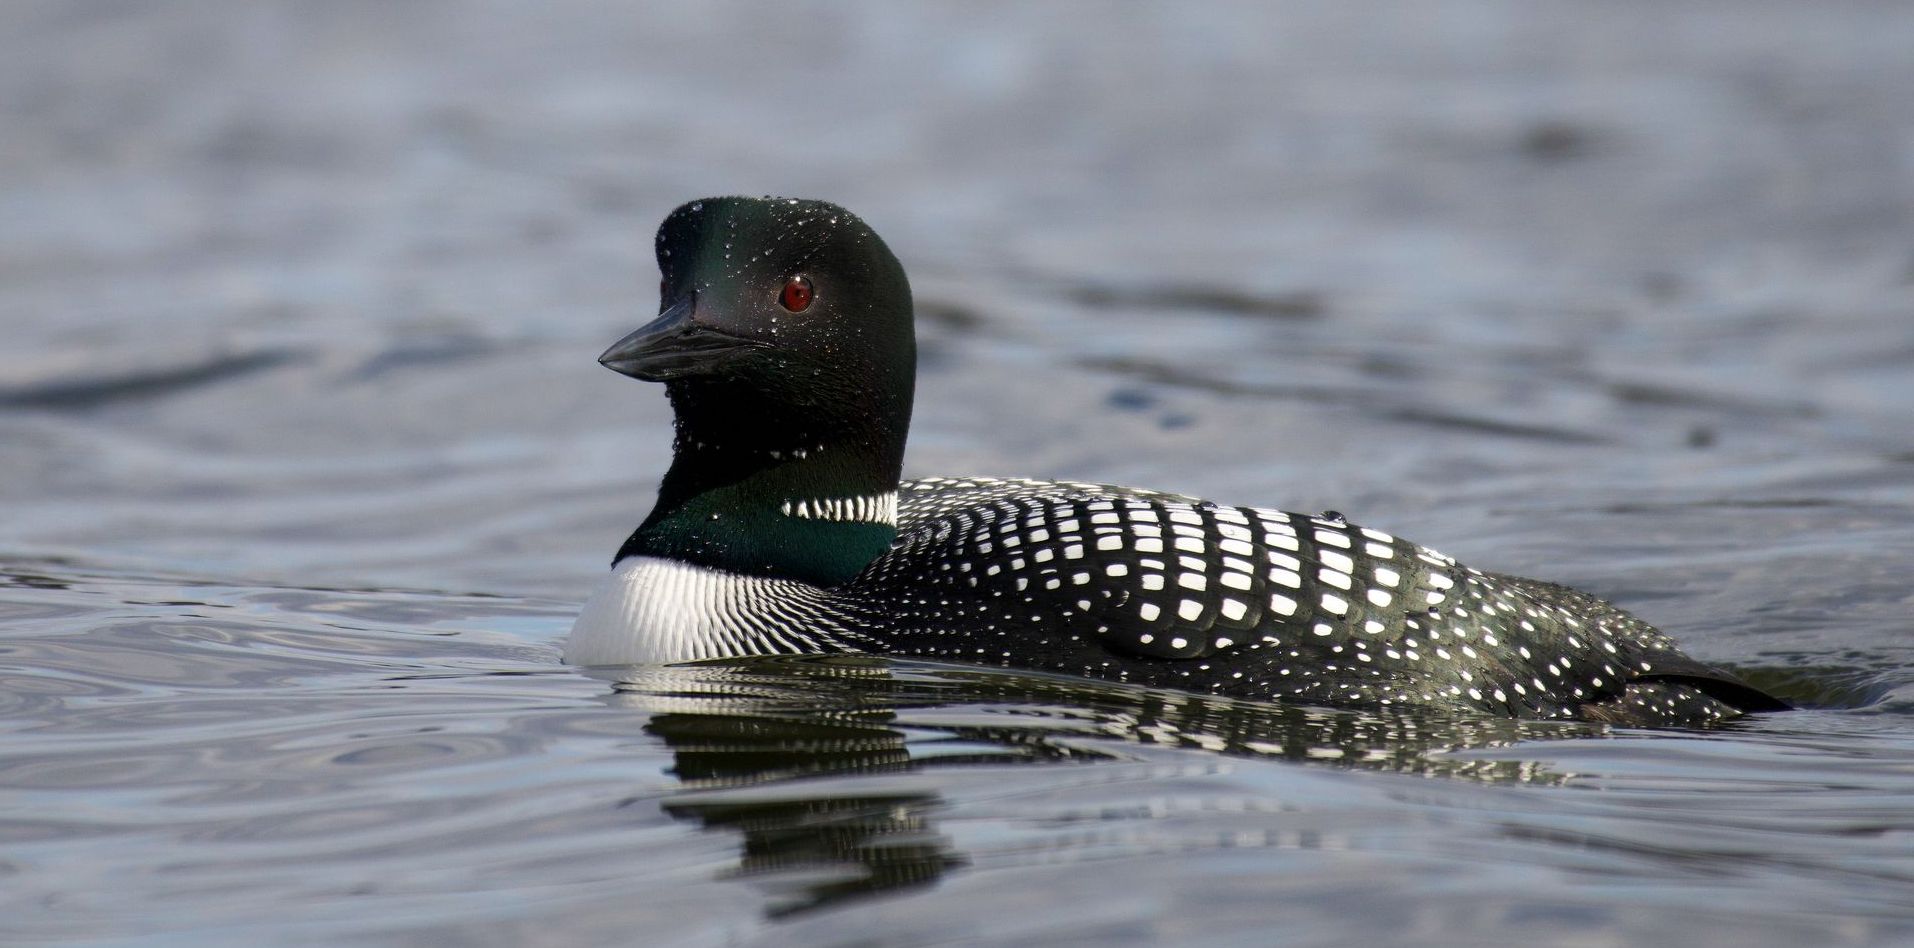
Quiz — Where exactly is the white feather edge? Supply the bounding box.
[565,556,835,665]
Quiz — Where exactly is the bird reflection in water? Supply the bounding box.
[594,656,1588,916]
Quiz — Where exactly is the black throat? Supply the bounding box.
[616,376,911,586]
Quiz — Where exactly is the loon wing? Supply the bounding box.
[877,478,1653,715]
[866,477,1788,721]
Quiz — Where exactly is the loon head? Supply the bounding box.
[602,197,917,585]
[602,196,915,430]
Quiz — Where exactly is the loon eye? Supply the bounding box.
[779,275,814,313]
[659,278,668,299]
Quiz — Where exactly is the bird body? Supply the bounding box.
[569,196,1784,727]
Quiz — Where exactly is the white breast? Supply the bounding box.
[564,556,846,666]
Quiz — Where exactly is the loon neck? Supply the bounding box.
[616,380,909,586]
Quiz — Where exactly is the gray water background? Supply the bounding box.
[3,2,1914,944]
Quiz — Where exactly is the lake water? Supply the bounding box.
[4,2,1914,945]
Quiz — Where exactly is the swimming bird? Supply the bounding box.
[568,196,1786,727]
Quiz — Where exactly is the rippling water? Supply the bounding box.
[4,2,1914,945]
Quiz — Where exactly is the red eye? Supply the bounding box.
[779,275,814,312]
[659,278,668,299]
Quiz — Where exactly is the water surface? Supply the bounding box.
[3,2,1913,945]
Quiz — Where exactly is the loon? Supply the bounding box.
[568,196,1787,727]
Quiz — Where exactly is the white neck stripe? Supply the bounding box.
[779,492,899,526]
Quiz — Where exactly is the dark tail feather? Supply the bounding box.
[1637,653,1791,713]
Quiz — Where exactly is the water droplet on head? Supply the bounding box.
[689,202,703,212]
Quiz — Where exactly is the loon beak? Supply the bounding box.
[598,298,765,381]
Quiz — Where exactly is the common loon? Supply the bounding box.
[568,196,1786,727]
